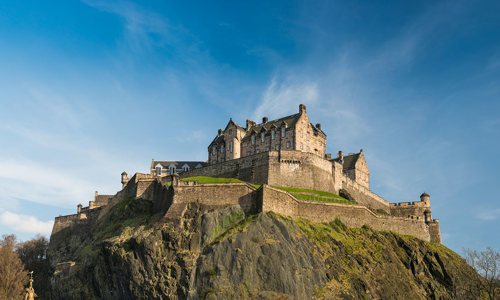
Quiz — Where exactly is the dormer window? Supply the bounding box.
[281,127,286,137]
[182,164,190,172]
[155,166,161,176]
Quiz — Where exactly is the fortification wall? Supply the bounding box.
[260,185,435,242]
[428,221,442,243]
[341,176,389,213]
[172,182,259,214]
[180,152,270,185]
[267,151,337,193]
[390,201,428,219]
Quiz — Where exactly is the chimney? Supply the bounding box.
[263,117,268,123]
[325,153,331,160]
[218,129,223,135]
[77,204,82,214]
[299,104,306,114]
[337,150,344,163]
[246,119,255,130]
[316,123,321,130]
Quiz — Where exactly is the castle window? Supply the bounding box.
[221,144,224,153]
[221,158,225,162]
[229,141,233,153]
[307,146,310,151]
[307,132,310,140]
[247,151,251,156]
[281,127,286,137]
[228,129,232,134]
[266,146,270,151]
[300,143,303,150]
[287,141,291,149]
[252,135,255,145]
[256,149,260,154]
[156,166,161,176]
[300,130,303,138]
[261,132,265,143]
[212,147,216,155]
[272,129,275,140]
[275,145,280,150]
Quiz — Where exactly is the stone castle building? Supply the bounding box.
[51,104,442,245]
[209,104,326,165]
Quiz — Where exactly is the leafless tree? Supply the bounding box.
[464,247,500,300]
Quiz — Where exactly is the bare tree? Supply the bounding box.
[17,235,50,299]
[464,247,500,300]
[0,235,28,300]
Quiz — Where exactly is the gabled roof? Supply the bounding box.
[331,153,360,170]
[153,161,207,169]
[224,118,244,131]
[243,113,300,139]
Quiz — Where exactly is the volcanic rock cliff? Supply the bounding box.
[48,196,482,299]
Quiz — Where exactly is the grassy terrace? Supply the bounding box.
[180,176,354,205]
[274,186,354,204]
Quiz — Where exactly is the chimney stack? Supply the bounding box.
[316,123,321,130]
[218,129,223,135]
[337,150,344,163]
[299,104,306,114]
[263,117,268,123]
[246,119,255,130]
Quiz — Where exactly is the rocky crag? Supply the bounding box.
[48,196,482,299]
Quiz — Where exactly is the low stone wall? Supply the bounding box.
[342,176,389,212]
[260,185,436,242]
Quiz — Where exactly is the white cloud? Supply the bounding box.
[0,211,54,235]
[253,75,318,120]
[0,160,95,208]
[475,209,500,221]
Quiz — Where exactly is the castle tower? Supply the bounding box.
[121,171,129,188]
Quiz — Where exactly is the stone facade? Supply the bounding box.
[208,104,326,165]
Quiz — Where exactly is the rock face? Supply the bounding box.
[48,197,482,299]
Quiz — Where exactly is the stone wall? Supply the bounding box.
[260,185,437,242]
[181,151,271,185]
[390,201,429,219]
[341,176,389,212]
[172,182,259,214]
[267,150,336,193]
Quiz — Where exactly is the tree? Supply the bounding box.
[0,235,28,300]
[464,247,500,300]
[16,235,50,299]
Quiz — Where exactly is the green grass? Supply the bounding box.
[181,176,261,188]
[292,193,354,204]
[275,186,344,198]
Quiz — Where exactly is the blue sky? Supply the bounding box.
[0,0,499,253]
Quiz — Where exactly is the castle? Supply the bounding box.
[50,104,441,244]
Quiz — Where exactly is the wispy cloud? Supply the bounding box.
[0,211,54,235]
[82,0,171,52]
[475,208,500,221]
[253,75,318,120]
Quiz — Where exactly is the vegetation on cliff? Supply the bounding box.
[48,196,487,299]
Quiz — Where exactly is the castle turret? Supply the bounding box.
[420,192,430,206]
[77,203,82,214]
[121,171,129,188]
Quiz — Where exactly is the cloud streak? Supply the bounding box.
[0,211,54,235]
